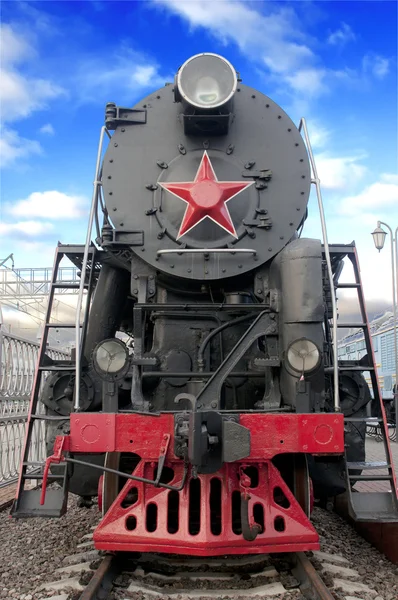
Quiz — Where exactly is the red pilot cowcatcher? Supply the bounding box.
[159,151,254,239]
[38,412,343,556]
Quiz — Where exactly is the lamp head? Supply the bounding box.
[175,53,237,110]
[371,225,387,252]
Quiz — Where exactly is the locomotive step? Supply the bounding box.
[323,244,356,254]
[30,414,69,421]
[325,365,374,373]
[348,474,393,481]
[335,283,361,288]
[52,282,88,289]
[348,492,398,522]
[13,460,69,518]
[45,323,82,328]
[344,417,383,423]
[22,473,60,481]
[11,488,68,518]
[337,322,366,328]
[38,365,74,371]
[347,461,390,470]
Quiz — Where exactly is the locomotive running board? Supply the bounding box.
[11,463,69,518]
[328,243,398,522]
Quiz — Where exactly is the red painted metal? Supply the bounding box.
[67,413,344,457]
[94,460,319,555]
[40,435,66,505]
[159,151,253,239]
[45,412,343,555]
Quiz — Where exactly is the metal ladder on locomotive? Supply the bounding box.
[11,244,99,516]
[329,243,398,521]
[12,124,110,517]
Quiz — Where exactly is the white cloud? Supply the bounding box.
[339,237,397,303]
[1,61,64,123]
[306,122,331,149]
[155,0,376,103]
[133,65,159,87]
[0,24,64,169]
[154,0,328,97]
[362,54,390,79]
[327,23,356,46]
[0,220,54,237]
[339,173,398,217]
[0,23,33,65]
[380,173,398,185]
[315,153,367,190]
[75,47,167,104]
[0,127,42,168]
[285,69,327,96]
[0,25,65,124]
[39,123,55,135]
[6,191,88,219]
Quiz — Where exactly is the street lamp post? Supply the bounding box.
[371,221,398,440]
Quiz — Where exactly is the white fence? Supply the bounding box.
[0,331,69,487]
[0,332,67,400]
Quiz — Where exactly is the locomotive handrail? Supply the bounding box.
[298,117,339,411]
[157,248,257,255]
[74,126,111,411]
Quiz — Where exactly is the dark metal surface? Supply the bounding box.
[66,456,189,492]
[75,551,334,599]
[196,311,276,410]
[292,552,335,600]
[78,554,118,600]
[102,84,311,280]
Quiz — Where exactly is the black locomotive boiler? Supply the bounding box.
[14,53,390,555]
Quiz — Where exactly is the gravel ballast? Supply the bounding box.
[0,496,99,599]
[0,498,397,599]
[311,507,398,600]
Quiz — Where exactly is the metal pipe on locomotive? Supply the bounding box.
[12,53,380,555]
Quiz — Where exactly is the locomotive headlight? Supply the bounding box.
[177,53,237,109]
[286,339,321,374]
[93,338,129,377]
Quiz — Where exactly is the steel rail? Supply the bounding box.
[76,550,334,600]
[78,554,118,600]
[293,552,335,600]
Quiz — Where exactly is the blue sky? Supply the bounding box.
[0,0,397,307]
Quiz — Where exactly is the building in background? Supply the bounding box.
[338,311,397,400]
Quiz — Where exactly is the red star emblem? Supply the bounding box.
[159,151,254,239]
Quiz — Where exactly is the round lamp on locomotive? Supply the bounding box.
[286,339,321,374]
[92,339,130,379]
[175,53,237,110]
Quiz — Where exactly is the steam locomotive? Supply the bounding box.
[14,53,372,555]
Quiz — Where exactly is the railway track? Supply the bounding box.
[40,546,337,600]
[76,550,335,600]
[3,500,393,599]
